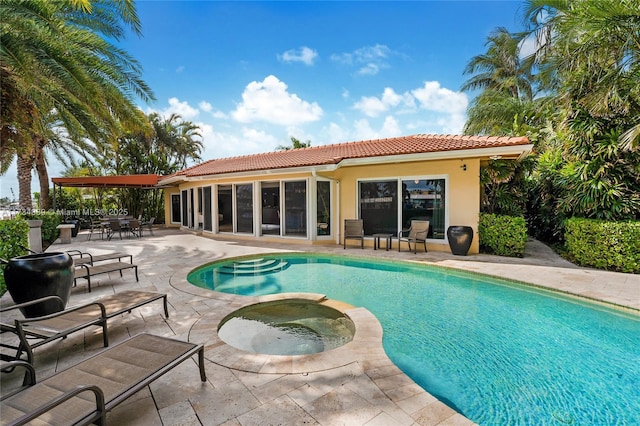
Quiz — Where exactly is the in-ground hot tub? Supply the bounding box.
[217,299,355,355]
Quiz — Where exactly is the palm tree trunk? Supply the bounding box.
[16,151,35,209]
[35,140,50,210]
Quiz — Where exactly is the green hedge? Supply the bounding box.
[479,213,528,257]
[17,211,62,250]
[565,218,640,273]
[0,219,30,295]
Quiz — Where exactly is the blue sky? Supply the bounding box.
[1,0,529,201]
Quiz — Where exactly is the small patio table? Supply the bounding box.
[373,233,393,251]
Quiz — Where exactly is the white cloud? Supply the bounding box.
[411,81,468,114]
[199,101,213,112]
[353,88,414,117]
[331,44,393,76]
[231,75,323,126]
[202,128,278,159]
[351,116,401,141]
[153,97,200,120]
[324,122,349,145]
[357,63,380,76]
[176,65,185,73]
[279,46,318,66]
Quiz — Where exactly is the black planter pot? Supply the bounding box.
[447,226,474,256]
[65,220,80,237]
[3,252,74,317]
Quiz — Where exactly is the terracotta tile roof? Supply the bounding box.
[166,134,530,179]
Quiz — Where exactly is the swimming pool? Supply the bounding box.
[188,254,640,425]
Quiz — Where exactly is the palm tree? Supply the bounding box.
[114,113,203,219]
[461,28,538,136]
[461,27,534,101]
[523,0,640,150]
[0,0,154,208]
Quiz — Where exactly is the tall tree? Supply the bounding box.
[524,0,640,150]
[115,113,203,220]
[461,27,539,136]
[523,0,640,222]
[0,0,154,208]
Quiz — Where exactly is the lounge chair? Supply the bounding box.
[0,291,168,364]
[74,262,138,292]
[68,250,133,266]
[343,219,364,249]
[398,220,430,253]
[0,333,205,426]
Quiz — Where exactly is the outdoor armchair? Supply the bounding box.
[398,220,430,253]
[343,219,364,249]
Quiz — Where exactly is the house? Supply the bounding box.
[159,134,532,254]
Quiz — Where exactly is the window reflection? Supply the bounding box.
[359,180,398,236]
[401,179,445,239]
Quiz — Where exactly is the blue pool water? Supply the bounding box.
[188,254,640,425]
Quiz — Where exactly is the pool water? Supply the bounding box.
[188,254,640,425]
[217,300,355,355]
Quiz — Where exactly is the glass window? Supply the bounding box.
[359,180,398,236]
[236,184,253,233]
[284,181,306,236]
[261,182,280,235]
[317,181,331,236]
[171,194,181,224]
[401,179,445,239]
[217,185,232,232]
[203,187,212,232]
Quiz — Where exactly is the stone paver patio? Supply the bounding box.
[1,228,638,425]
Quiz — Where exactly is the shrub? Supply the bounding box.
[17,211,62,250]
[565,218,640,273]
[0,219,30,295]
[479,213,528,257]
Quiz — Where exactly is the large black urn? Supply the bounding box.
[3,252,74,317]
[447,226,474,256]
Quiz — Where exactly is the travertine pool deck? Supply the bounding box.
[1,228,638,425]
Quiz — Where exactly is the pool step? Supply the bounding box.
[218,258,288,275]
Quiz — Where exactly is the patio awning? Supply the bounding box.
[52,174,160,188]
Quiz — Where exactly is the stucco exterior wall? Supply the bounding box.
[163,157,481,253]
[330,157,480,253]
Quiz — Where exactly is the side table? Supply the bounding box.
[372,233,393,251]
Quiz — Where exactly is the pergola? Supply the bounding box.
[50,174,160,210]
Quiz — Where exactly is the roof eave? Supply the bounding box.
[157,144,533,185]
[335,144,534,168]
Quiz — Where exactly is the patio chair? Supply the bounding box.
[144,217,155,236]
[343,219,364,249]
[87,218,105,241]
[0,291,168,364]
[0,333,205,426]
[106,219,123,240]
[127,219,142,238]
[398,220,430,253]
